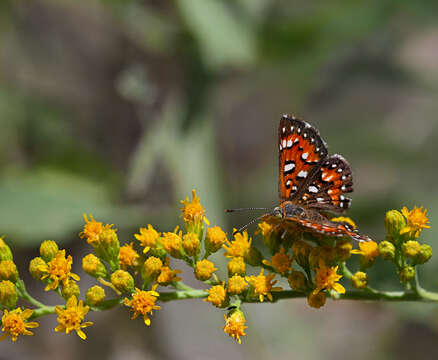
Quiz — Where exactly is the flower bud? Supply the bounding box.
[227,275,248,295]
[378,241,395,261]
[0,236,13,262]
[307,291,326,309]
[95,227,120,268]
[244,247,263,267]
[385,210,405,242]
[402,241,420,259]
[182,233,201,257]
[258,222,279,254]
[0,260,18,282]
[205,226,227,254]
[39,240,59,262]
[61,281,80,300]
[82,254,108,279]
[86,285,106,306]
[335,240,352,262]
[288,271,307,292]
[111,270,134,293]
[292,240,312,268]
[415,244,432,264]
[0,280,18,308]
[227,257,246,277]
[161,230,184,259]
[309,246,335,269]
[29,257,48,281]
[399,266,415,283]
[195,259,217,281]
[351,271,368,289]
[142,256,163,283]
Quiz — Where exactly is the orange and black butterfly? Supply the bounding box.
[228,114,371,242]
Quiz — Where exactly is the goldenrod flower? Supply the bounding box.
[257,221,274,237]
[399,265,415,283]
[416,244,432,264]
[0,308,38,342]
[0,236,12,262]
[156,260,182,286]
[0,260,18,283]
[227,257,246,277]
[204,283,227,307]
[291,240,312,268]
[180,189,209,227]
[39,240,59,262]
[246,269,282,302]
[287,271,307,292]
[262,248,291,275]
[61,281,80,301]
[351,271,368,289]
[195,259,217,281]
[161,227,184,259]
[307,292,326,309]
[223,230,252,258]
[309,246,336,269]
[400,206,430,239]
[82,254,108,278]
[119,242,140,269]
[378,241,395,261]
[135,225,160,253]
[206,226,227,254]
[335,240,352,262]
[55,296,93,340]
[142,256,163,282]
[0,280,18,308]
[403,240,421,259]
[40,250,80,291]
[110,270,134,293]
[227,275,248,295]
[80,214,105,245]
[223,309,247,344]
[385,209,406,239]
[86,286,105,306]
[124,285,160,326]
[351,241,379,268]
[182,233,201,257]
[314,264,345,294]
[29,257,47,281]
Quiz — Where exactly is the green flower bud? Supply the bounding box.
[351,271,368,289]
[61,281,80,300]
[149,247,167,260]
[0,260,18,282]
[385,210,405,242]
[0,280,18,308]
[86,285,105,306]
[244,247,263,267]
[415,244,432,264]
[141,256,163,283]
[111,270,134,293]
[0,236,13,262]
[402,240,420,259]
[205,226,227,254]
[227,257,246,277]
[82,254,108,278]
[39,240,59,262]
[182,233,201,258]
[288,271,307,292]
[94,227,120,269]
[378,241,395,261]
[29,257,48,281]
[399,266,415,283]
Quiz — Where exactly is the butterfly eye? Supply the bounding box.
[272,207,283,218]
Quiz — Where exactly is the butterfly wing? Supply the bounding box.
[278,115,328,201]
[297,154,353,213]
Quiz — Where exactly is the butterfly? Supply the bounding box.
[228,114,371,242]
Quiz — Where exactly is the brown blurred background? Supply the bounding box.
[1,0,438,359]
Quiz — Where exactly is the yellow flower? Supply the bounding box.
[180,189,209,226]
[307,292,326,309]
[0,308,38,342]
[40,250,80,291]
[403,240,421,259]
[204,283,227,307]
[223,309,247,344]
[0,260,18,282]
[80,214,105,245]
[331,217,357,229]
[0,280,18,308]
[223,230,252,258]
[111,270,134,293]
[314,264,345,294]
[29,257,47,281]
[86,286,105,306]
[82,254,108,278]
[400,206,430,239]
[39,240,59,262]
[119,242,140,269]
[161,227,183,259]
[287,271,307,292]
[54,296,93,340]
[227,275,248,295]
[256,221,274,237]
[124,285,161,326]
[142,256,163,282]
[195,259,217,281]
[135,225,160,253]
[246,269,282,302]
[156,259,182,286]
[227,257,246,276]
[262,248,291,275]
[206,226,227,253]
[351,241,379,268]
[351,271,368,289]
[0,236,12,262]
[182,233,201,257]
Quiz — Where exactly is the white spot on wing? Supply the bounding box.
[301,152,309,160]
[308,185,318,193]
[282,139,286,148]
[279,144,282,151]
[337,168,342,173]
[282,127,286,133]
[342,175,347,180]
[331,164,337,168]
[284,163,295,172]
[340,195,345,200]
[297,170,308,178]
[287,139,293,148]
[341,185,347,191]
[317,197,324,203]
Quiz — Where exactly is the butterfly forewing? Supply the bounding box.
[278,115,328,201]
[297,154,353,213]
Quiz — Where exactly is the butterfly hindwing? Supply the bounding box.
[278,115,328,201]
[297,154,353,213]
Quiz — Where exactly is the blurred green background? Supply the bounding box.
[1,0,438,359]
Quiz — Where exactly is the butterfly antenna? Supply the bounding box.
[232,213,273,235]
[225,207,270,213]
